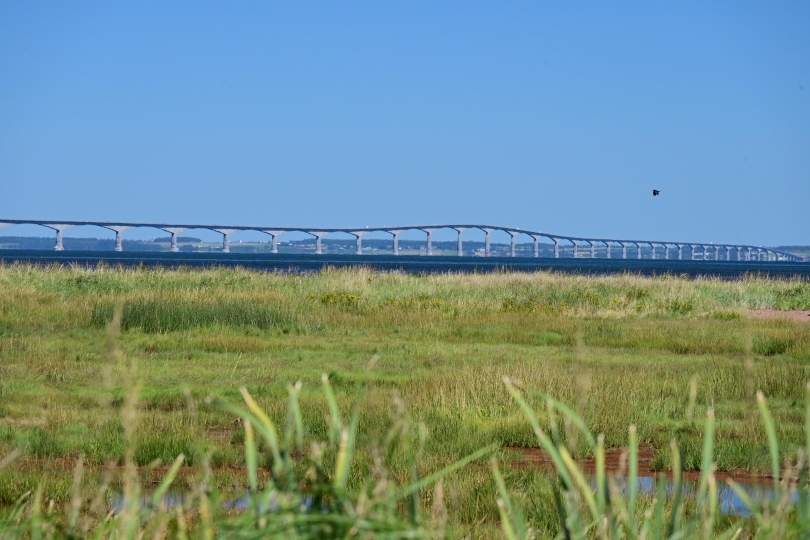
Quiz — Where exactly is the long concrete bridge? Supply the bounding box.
[0,218,802,262]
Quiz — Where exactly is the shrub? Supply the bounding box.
[710,310,741,320]
[320,292,364,310]
[668,300,694,314]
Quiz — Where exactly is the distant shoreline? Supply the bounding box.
[2,250,808,280]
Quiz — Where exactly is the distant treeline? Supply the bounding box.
[152,237,202,243]
[1,235,806,258]
[0,235,551,255]
[0,236,161,251]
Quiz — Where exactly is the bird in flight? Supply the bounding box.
[652,190,660,196]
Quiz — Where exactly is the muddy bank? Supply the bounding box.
[748,309,810,322]
[506,445,778,485]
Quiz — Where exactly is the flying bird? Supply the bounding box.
[652,190,660,196]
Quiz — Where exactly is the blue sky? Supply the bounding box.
[1,1,808,246]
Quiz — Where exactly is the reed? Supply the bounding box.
[2,375,809,538]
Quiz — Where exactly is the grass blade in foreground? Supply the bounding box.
[502,377,810,539]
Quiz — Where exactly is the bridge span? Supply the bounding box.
[0,218,802,262]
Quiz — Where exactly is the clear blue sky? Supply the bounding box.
[1,1,808,246]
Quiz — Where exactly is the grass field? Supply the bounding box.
[1,264,809,537]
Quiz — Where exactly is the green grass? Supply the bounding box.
[1,264,809,536]
[1,368,808,538]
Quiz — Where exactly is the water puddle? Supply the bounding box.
[598,473,798,517]
[508,446,799,516]
[106,446,801,518]
[108,490,309,514]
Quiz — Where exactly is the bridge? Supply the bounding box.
[0,218,802,262]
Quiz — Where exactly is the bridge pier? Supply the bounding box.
[454,228,467,256]
[589,241,595,258]
[214,229,238,253]
[160,227,187,253]
[483,229,493,257]
[636,243,642,259]
[622,243,627,259]
[308,232,328,255]
[664,244,670,260]
[650,243,656,260]
[605,241,611,258]
[726,246,731,261]
[261,230,284,253]
[421,229,436,256]
[106,226,131,252]
[44,224,75,251]
[553,239,559,258]
[349,231,367,255]
[389,230,403,255]
[532,236,541,258]
[573,241,578,258]
[509,232,518,257]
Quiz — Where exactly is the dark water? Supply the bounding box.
[1,250,808,278]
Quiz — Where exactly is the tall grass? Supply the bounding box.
[2,265,810,536]
[1,373,809,538]
[0,366,496,538]
[90,297,297,333]
[496,378,810,539]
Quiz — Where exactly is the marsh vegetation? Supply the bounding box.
[0,265,809,537]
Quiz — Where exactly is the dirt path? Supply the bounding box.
[747,309,810,322]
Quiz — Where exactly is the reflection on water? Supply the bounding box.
[594,475,798,517]
[110,477,798,518]
[108,490,316,515]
